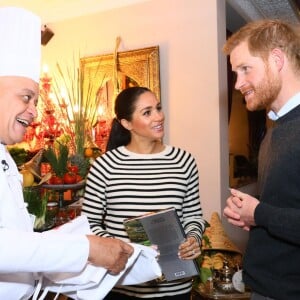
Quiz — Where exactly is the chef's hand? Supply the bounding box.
[178,236,201,260]
[87,235,133,274]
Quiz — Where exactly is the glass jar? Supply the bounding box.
[46,201,58,225]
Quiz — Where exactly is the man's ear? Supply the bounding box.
[120,119,132,131]
[271,48,284,71]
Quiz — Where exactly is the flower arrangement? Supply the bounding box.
[50,59,106,156]
[34,57,107,184]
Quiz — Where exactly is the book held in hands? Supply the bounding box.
[123,207,199,281]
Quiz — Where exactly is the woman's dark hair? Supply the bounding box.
[105,86,151,151]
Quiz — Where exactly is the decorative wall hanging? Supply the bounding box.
[80,45,161,119]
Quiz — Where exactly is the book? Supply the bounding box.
[123,207,199,281]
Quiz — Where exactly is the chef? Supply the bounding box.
[0,7,133,299]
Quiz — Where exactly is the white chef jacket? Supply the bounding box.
[0,144,89,299]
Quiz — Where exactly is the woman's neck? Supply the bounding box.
[125,140,164,154]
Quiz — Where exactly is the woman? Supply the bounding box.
[82,86,205,299]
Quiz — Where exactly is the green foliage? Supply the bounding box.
[69,153,90,177]
[44,142,68,177]
[24,188,43,217]
[202,234,212,249]
[8,147,28,166]
[193,254,213,287]
[199,267,213,284]
[23,188,49,230]
[201,220,212,249]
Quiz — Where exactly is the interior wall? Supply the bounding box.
[229,91,249,157]
[41,0,248,251]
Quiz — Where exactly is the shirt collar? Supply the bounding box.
[268,92,300,121]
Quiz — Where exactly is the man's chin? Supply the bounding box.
[246,101,265,112]
[245,103,256,112]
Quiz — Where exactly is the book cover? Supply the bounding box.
[123,207,199,281]
[123,215,151,246]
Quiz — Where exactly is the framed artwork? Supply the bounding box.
[80,46,160,119]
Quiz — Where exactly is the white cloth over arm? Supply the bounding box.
[41,216,162,300]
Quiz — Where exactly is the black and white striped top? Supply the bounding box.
[82,145,205,298]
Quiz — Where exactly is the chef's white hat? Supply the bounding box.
[0,7,41,83]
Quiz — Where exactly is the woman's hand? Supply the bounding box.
[178,236,201,260]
